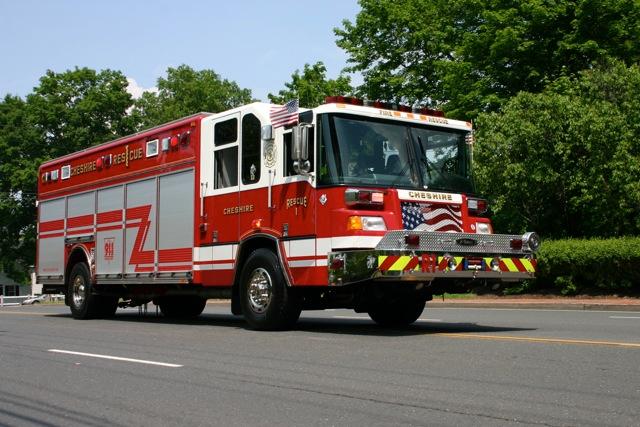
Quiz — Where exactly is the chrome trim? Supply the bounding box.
[376,230,538,254]
[328,249,536,286]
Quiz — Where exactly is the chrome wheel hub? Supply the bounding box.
[247,268,272,314]
[72,275,86,306]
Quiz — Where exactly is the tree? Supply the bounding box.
[133,65,253,128]
[474,61,640,238]
[27,67,136,158]
[268,62,353,108]
[0,95,39,282]
[336,0,640,119]
[0,68,135,282]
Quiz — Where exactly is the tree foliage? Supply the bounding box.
[0,95,39,282]
[0,68,135,282]
[133,65,253,128]
[336,0,640,119]
[268,62,353,108]
[474,61,640,238]
[0,65,252,281]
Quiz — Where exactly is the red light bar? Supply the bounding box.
[325,96,363,106]
[345,189,385,208]
[419,107,446,117]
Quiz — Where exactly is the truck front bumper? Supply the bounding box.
[327,231,538,286]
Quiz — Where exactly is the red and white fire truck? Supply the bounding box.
[36,96,539,329]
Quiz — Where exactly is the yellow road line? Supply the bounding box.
[433,333,640,348]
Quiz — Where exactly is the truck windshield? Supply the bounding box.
[318,113,475,194]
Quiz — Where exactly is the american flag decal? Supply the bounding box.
[270,99,299,128]
[401,202,463,232]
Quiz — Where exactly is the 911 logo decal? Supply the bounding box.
[103,237,115,261]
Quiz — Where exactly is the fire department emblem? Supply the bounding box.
[104,237,115,261]
[264,141,276,168]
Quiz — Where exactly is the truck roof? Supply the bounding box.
[39,112,212,169]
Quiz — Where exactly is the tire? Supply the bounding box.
[158,296,207,319]
[239,249,301,330]
[68,263,116,319]
[367,296,426,327]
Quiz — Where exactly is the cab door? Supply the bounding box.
[238,112,269,233]
[199,112,240,285]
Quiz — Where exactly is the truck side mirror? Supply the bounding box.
[292,123,313,174]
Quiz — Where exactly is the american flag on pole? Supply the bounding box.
[270,99,299,128]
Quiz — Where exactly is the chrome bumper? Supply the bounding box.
[327,231,538,286]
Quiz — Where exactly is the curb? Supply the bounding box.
[428,301,640,311]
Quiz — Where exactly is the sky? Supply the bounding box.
[0,0,361,102]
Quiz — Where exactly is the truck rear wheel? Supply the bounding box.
[158,296,206,318]
[367,296,426,327]
[68,263,117,319]
[240,249,301,330]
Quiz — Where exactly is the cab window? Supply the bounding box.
[241,114,261,184]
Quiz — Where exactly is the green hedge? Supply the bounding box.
[526,237,640,295]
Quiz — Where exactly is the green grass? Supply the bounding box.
[433,293,477,300]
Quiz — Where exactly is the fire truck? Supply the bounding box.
[36,96,539,329]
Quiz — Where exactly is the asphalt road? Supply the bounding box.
[1,303,639,427]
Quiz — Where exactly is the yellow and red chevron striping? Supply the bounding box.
[378,255,537,273]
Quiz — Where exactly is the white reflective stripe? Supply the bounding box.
[316,258,328,266]
[330,236,382,250]
[193,263,234,271]
[288,239,316,257]
[214,244,234,261]
[193,247,210,262]
[288,259,316,268]
[316,237,332,255]
[194,245,234,262]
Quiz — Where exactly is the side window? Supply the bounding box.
[284,130,314,176]
[241,114,261,184]
[215,147,238,188]
[283,132,294,176]
[213,117,239,189]
[214,118,237,146]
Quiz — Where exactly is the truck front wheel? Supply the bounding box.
[68,263,117,319]
[240,249,301,330]
[367,296,426,327]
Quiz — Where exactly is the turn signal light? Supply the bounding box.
[347,216,386,231]
[405,234,420,246]
[510,239,523,250]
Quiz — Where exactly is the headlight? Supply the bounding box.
[347,216,387,231]
[475,222,493,234]
[361,216,386,231]
[522,232,540,252]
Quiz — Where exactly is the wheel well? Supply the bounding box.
[231,236,279,315]
[65,248,90,287]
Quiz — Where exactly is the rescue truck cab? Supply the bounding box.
[37,96,539,329]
